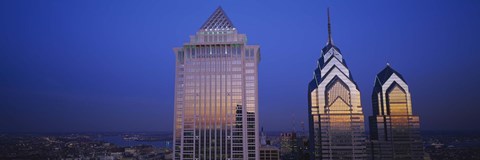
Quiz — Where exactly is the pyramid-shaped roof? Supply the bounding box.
[376,65,406,85]
[200,6,235,30]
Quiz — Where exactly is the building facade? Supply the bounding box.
[279,132,296,158]
[307,9,366,159]
[260,145,280,160]
[368,65,423,160]
[173,7,260,160]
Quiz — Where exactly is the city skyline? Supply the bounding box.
[1,0,480,132]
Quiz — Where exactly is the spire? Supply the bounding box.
[260,126,267,145]
[321,8,340,56]
[200,6,235,31]
[327,7,333,45]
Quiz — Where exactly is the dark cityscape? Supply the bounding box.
[1,131,480,159]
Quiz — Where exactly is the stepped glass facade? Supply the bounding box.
[173,7,260,160]
[368,65,423,160]
[307,9,366,160]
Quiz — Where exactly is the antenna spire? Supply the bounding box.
[327,8,333,44]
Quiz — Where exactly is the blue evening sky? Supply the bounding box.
[1,0,480,132]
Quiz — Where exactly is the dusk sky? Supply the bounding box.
[1,0,480,132]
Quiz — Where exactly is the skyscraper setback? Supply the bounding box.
[368,65,423,159]
[307,9,366,159]
[172,7,260,160]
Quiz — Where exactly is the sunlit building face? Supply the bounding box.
[368,65,423,160]
[173,7,260,160]
[307,9,366,159]
[387,84,409,115]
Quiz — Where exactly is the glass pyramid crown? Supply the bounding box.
[200,6,235,31]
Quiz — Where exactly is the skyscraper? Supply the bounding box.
[307,9,366,159]
[368,65,423,160]
[172,7,260,160]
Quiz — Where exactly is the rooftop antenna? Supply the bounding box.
[327,7,333,45]
[301,121,305,137]
[292,113,296,133]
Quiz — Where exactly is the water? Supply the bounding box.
[97,136,172,149]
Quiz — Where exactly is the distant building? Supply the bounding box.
[307,8,366,159]
[296,134,310,160]
[280,132,296,157]
[172,6,261,160]
[261,127,267,146]
[368,65,423,160]
[260,145,280,160]
[279,132,309,160]
[259,127,280,160]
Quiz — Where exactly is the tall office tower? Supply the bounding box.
[172,7,260,160]
[307,9,366,159]
[368,65,423,160]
